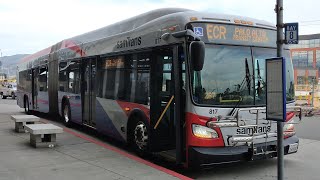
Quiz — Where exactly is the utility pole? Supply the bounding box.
[275,0,284,180]
[311,77,315,107]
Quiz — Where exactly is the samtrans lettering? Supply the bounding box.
[117,37,142,48]
[237,125,271,135]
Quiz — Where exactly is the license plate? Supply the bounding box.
[288,143,299,153]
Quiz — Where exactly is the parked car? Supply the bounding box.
[0,83,17,99]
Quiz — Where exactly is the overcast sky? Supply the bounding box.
[0,0,319,56]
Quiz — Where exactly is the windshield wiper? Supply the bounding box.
[245,58,251,95]
[228,58,251,116]
[256,60,265,96]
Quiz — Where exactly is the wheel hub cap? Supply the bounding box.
[64,106,69,122]
[134,122,148,150]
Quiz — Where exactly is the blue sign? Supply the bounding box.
[285,23,299,44]
[193,27,203,36]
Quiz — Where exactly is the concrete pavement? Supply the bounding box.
[0,101,185,180]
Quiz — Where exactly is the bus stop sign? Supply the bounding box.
[266,57,286,122]
[285,23,299,44]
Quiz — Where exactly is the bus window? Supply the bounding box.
[59,62,68,92]
[97,55,131,101]
[68,62,80,94]
[97,53,150,105]
[133,54,150,105]
[59,61,80,93]
[38,66,47,92]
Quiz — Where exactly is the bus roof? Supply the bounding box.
[20,8,276,64]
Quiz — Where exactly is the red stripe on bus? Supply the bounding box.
[62,40,86,56]
[20,47,51,63]
[286,111,295,122]
[185,112,224,147]
[62,127,192,180]
[70,103,81,107]
[116,100,150,120]
[37,99,49,104]
[19,39,85,64]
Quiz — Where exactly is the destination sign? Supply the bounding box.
[191,23,277,47]
[104,56,125,69]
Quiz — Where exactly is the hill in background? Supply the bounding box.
[0,54,29,77]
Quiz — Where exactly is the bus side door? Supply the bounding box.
[31,68,39,109]
[149,47,176,151]
[81,57,97,128]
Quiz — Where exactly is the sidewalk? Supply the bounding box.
[0,102,185,180]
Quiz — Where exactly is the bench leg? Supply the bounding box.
[30,134,57,148]
[15,122,25,133]
[15,122,36,133]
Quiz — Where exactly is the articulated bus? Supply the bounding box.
[17,8,301,168]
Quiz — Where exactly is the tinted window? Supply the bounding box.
[97,53,150,105]
[59,61,80,93]
[38,66,48,92]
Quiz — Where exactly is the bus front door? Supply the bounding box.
[149,48,176,152]
[82,58,97,128]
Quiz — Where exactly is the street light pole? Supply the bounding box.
[275,0,284,180]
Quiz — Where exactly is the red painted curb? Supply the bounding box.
[59,126,193,180]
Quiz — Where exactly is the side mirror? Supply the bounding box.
[189,41,205,71]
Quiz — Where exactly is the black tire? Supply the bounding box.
[129,117,150,156]
[2,95,7,99]
[11,92,15,99]
[62,102,72,127]
[24,97,30,114]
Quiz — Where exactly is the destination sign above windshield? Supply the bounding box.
[191,23,277,47]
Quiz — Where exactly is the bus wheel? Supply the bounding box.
[132,120,149,155]
[11,92,15,99]
[62,102,72,127]
[24,97,30,114]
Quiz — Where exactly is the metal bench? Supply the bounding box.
[11,115,40,133]
[24,124,63,148]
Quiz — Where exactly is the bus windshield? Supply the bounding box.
[191,44,295,106]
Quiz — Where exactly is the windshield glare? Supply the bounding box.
[191,45,295,106]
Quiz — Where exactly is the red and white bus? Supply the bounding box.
[16,8,300,168]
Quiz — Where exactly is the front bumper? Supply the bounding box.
[188,136,299,168]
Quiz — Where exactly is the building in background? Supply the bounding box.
[290,34,320,104]
[0,73,7,81]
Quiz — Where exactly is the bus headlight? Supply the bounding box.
[192,124,218,139]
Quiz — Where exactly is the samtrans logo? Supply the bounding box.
[117,36,142,49]
[236,125,271,135]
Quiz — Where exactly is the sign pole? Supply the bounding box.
[275,0,284,180]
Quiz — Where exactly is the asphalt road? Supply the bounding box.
[2,98,320,180]
[295,115,320,140]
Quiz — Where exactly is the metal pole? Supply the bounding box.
[276,0,284,180]
[312,78,315,107]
